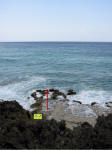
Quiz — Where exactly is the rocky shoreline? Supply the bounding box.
[0,88,112,148]
[30,88,112,129]
[0,100,112,149]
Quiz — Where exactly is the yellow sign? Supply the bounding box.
[34,114,42,119]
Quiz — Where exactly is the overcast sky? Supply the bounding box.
[0,0,112,42]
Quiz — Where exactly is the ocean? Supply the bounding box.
[0,42,112,109]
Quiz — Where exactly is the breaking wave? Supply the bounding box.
[0,76,46,109]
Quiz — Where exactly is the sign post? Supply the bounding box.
[46,89,49,111]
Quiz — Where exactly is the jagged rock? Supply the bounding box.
[59,92,66,99]
[49,88,55,92]
[32,89,67,101]
[105,101,112,108]
[62,94,66,99]
[91,102,97,106]
[31,92,37,99]
[105,101,112,104]
[51,93,58,100]
[67,89,76,95]
[53,89,60,95]
[50,89,66,99]
[39,96,43,100]
[36,90,46,96]
[62,99,69,102]
[30,102,41,108]
[0,101,31,121]
[36,89,42,92]
[73,100,82,104]
[30,96,43,111]
[40,90,46,96]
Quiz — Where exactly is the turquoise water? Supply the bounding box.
[0,42,112,108]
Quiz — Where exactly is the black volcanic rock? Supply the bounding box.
[67,89,76,95]
[58,91,66,99]
[36,89,46,96]
[49,88,55,92]
[50,89,66,99]
[31,92,37,99]
[73,100,82,104]
[36,89,42,93]
[91,102,97,106]
[41,90,46,96]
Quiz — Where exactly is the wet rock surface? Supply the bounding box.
[0,100,112,149]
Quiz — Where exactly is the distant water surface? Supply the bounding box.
[0,42,112,109]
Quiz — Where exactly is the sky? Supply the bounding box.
[0,0,112,42]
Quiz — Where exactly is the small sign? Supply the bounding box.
[34,114,42,119]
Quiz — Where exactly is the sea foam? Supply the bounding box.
[67,90,112,105]
[0,76,46,109]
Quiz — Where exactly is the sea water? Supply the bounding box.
[0,42,112,109]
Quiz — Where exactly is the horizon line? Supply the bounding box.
[0,41,112,43]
